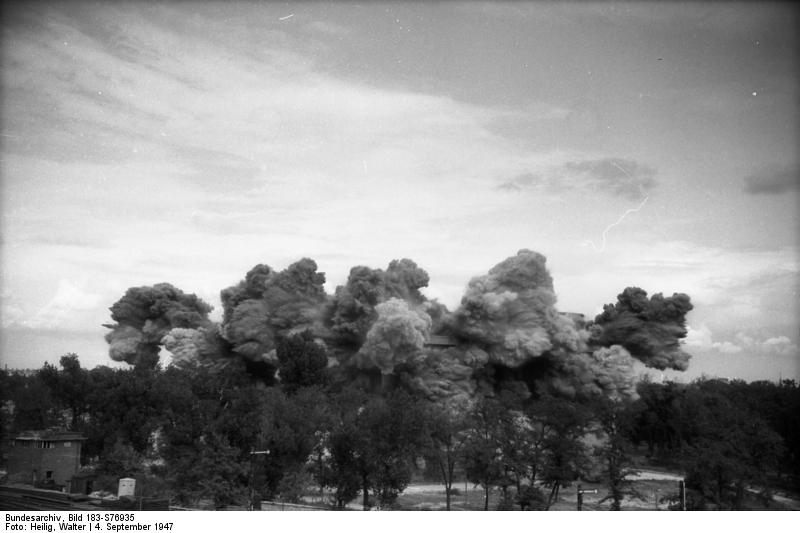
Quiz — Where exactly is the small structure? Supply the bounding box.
[4,429,86,491]
[67,471,96,495]
[117,478,136,499]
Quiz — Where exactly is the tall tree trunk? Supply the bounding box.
[483,484,489,511]
[546,482,560,510]
[362,476,370,510]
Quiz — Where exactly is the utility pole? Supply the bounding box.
[577,484,598,511]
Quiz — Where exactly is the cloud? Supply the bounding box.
[686,324,799,357]
[762,336,797,356]
[743,164,800,195]
[498,157,656,200]
[685,324,743,354]
[21,279,103,330]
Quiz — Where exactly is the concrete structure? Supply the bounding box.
[4,429,86,490]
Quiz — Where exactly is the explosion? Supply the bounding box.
[105,251,693,403]
[220,258,328,362]
[329,259,430,348]
[104,283,213,367]
[450,249,583,367]
[590,286,694,371]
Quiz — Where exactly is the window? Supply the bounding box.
[35,441,54,449]
[64,442,71,447]
[46,471,53,480]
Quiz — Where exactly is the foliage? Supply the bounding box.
[461,398,505,511]
[320,387,428,509]
[422,405,470,510]
[679,380,785,509]
[276,331,330,393]
[256,386,330,498]
[5,340,797,512]
[38,354,91,430]
[529,394,592,509]
[592,398,639,510]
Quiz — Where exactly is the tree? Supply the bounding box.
[165,430,248,509]
[367,391,429,508]
[84,364,164,460]
[593,397,639,510]
[38,354,91,430]
[321,426,362,509]
[321,387,428,510]
[630,379,685,459]
[256,386,331,500]
[275,331,329,393]
[679,381,784,510]
[424,406,469,510]
[158,358,267,507]
[462,398,505,510]
[529,395,592,509]
[2,369,57,432]
[320,387,369,509]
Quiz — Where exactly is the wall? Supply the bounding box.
[5,439,82,488]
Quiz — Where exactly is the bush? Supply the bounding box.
[516,485,548,511]
[277,468,314,503]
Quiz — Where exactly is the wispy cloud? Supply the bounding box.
[498,157,657,200]
[687,324,798,358]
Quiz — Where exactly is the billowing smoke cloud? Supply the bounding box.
[355,298,431,374]
[407,346,487,409]
[384,259,430,304]
[450,249,583,367]
[162,326,229,363]
[105,283,213,366]
[590,287,693,371]
[545,345,639,402]
[106,251,692,401]
[220,258,328,362]
[329,259,430,347]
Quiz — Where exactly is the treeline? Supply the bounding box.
[1,351,797,510]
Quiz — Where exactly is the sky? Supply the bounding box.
[1,1,797,381]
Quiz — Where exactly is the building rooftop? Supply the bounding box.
[13,429,87,442]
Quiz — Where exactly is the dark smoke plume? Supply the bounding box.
[105,283,213,366]
[543,346,639,402]
[106,251,693,403]
[450,249,582,368]
[220,258,328,362]
[590,287,693,371]
[329,259,430,347]
[355,298,431,374]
